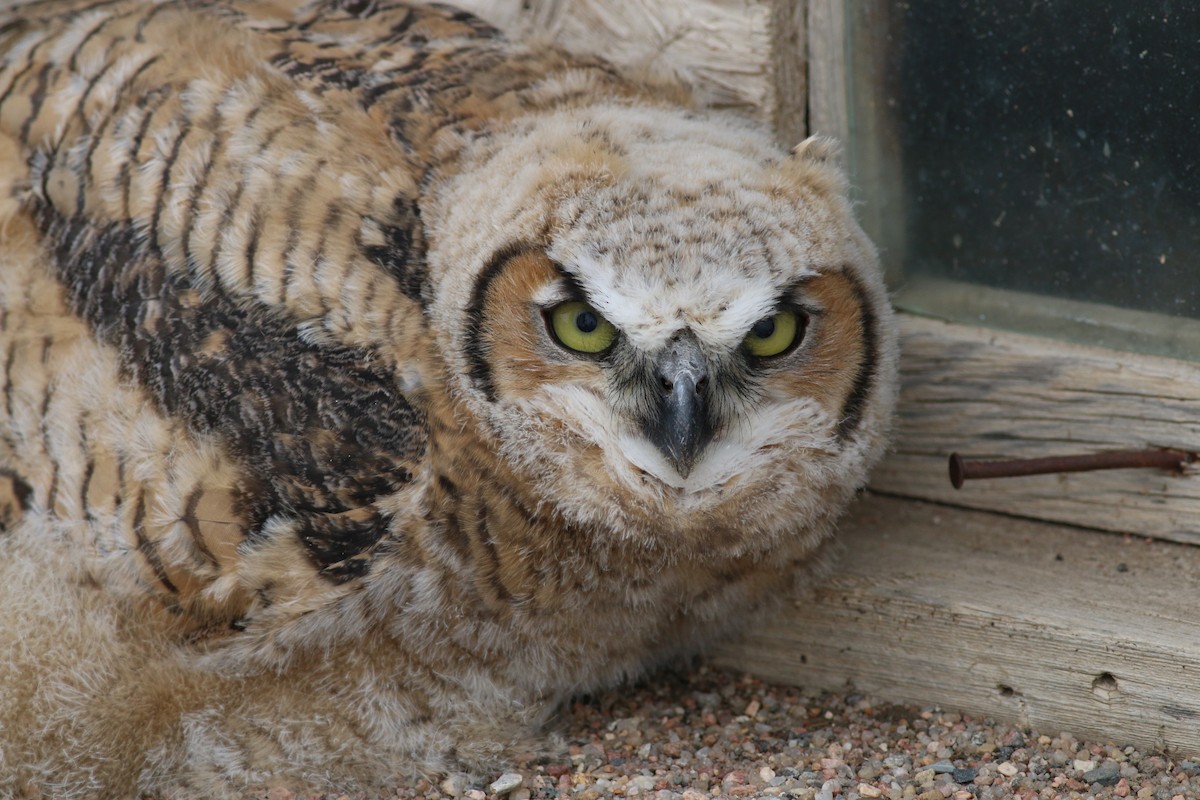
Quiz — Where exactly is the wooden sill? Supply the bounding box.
[714,493,1200,752]
[875,313,1200,545]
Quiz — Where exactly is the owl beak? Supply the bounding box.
[645,335,714,479]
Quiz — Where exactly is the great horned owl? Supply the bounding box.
[0,0,897,796]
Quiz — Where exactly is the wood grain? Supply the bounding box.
[715,494,1200,752]
[453,0,777,115]
[874,314,1200,544]
[805,0,848,144]
[769,0,808,148]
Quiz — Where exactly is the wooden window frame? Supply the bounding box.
[801,0,1200,543]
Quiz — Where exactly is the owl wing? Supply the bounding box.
[0,0,500,625]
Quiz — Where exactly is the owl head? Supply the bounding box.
[426,102,898,554]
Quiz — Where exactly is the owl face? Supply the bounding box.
[429,106,895,543]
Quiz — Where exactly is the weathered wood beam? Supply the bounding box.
[714,494,1200,752]
[769,0,807,147]
[876,314,1200,544]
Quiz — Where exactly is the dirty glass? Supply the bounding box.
[843,1,1200,359]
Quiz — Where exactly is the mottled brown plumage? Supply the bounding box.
[0,1,897,796]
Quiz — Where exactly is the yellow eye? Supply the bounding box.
[548,301,618,354]
[743,310,803,358]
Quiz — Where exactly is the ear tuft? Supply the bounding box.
[791,135,843,165]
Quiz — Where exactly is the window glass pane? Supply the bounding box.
[843,1,1200,359]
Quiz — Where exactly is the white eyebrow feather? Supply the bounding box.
[562,251,788,352]
[532,278,572,307]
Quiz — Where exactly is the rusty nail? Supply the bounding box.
[949,449,1193,490]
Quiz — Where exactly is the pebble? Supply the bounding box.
[353,665,1200,800]
[950,768,977,784]
[487,772,523,794]
[629,775,656,791]
[1082,760,1122,786]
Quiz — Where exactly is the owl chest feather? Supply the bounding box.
[392,389,806,686]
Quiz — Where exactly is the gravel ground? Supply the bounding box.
[251,663,1200,800]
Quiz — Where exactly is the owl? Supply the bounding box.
[0,0,897,796]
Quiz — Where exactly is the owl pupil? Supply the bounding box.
[751,317,776,339]
[576,311,599,333]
